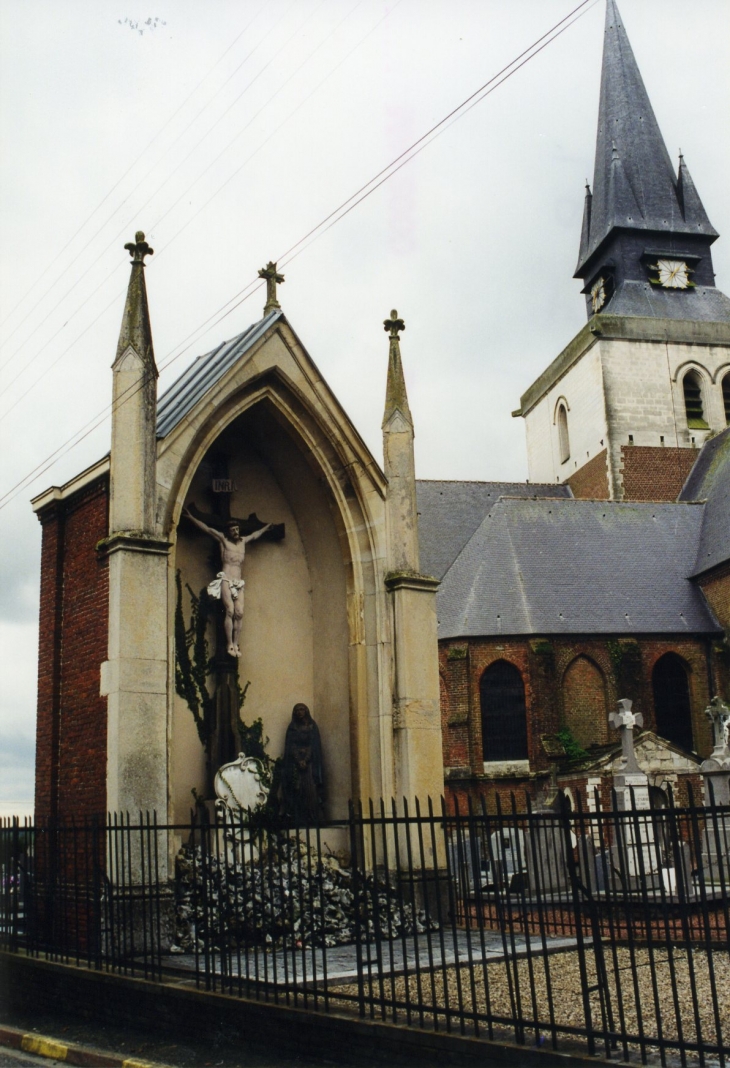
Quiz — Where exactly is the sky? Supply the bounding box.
[0,0,728,810]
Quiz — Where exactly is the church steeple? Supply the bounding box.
[574,0,726,322]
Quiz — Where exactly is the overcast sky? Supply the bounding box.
[0,0,728,809]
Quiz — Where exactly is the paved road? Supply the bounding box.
[0,1052,64,1067]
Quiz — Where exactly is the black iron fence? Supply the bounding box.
[2,791,729,1065]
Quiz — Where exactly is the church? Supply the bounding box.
[31,0,730,825]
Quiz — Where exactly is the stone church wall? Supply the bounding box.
[35,476,109,822]
[524,344,607,487]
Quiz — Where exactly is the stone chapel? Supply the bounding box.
[32,0,730,823]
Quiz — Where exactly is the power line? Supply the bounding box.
[0,0,269,340]
[0,0,364,404]
[0,0,392,409]
[0,0,305,380]
[0,0,597,512]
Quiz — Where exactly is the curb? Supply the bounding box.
[0,1026,171,1068]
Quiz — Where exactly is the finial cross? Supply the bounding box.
[384,309,405,338]
[258,261,285,314]
[609,698,643,774]
[124,231,154,264]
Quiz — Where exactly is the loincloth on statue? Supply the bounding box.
[207,572,245,600]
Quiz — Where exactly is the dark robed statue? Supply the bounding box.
[282,703,325,823]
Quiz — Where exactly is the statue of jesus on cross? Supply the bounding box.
[183,509,271,657]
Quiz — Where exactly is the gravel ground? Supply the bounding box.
[330,946,730,1059]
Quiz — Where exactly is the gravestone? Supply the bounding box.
[701,697,730,884]
[608,700,660,890]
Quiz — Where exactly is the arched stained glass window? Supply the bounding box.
[480,660,528,762]
[652,652,694,752]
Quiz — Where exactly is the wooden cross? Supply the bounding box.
[383,309,405,338]
[124,230,154,264]
[258,261,285,315]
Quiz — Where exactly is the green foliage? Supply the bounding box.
[174,571,215,750]
[556,727,589,763]
[607,639,642,697]
[531,639,555,672]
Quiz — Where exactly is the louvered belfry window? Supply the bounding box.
[480,660,528,762]
[683,371,706,429]
[723,372,730,425]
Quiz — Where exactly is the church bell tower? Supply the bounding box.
[517,0,730,501]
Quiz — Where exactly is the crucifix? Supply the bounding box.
[258,260,285,316]
[182,456,285,784]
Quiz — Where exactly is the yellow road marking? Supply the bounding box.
[20,1035,69,1060]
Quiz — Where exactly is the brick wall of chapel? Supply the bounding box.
[697,562,730,637]
[567,449,610,499]
[35,476,109,823]
[439,635,720,798]
[619,445,698,501]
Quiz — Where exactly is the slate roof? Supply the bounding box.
[416,480,572,581]
[156,311,280,437]
[679,426,730,576]
[576,0,716,276]
[436,497,721,639]
[606,282,730,322]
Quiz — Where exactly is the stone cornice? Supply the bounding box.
[518,315,730,417]
[97,531,171,557]
[32,456,110,515]
[384,570,439,593]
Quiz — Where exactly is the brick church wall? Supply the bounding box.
[562,655,609,748]
[440,633,715,808]
[619,445,697,501]
[35,475,109,823]
[567,449,610,499]
[697,561,730,636]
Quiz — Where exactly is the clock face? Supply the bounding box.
[651,259,691,289]
[590,277,607,312]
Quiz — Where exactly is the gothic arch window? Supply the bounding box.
[562,655,608,749]
[557,403,570,464]
[682,370,707,429]
[652,653,694,752]
[723,371,730,425]
[480,660,528,763]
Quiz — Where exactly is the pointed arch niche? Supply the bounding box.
[159,350,388,825]
[652,653,694,752]
[480,660,528,763]
[562,656,608,749]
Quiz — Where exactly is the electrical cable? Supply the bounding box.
[0,0,597,511]
[0,0,389,407]
[0,0,307,382]
[0,0,269,339]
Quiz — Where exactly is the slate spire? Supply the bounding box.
[575,0,717,276]
[676,153,715,233]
